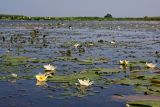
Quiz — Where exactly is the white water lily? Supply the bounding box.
[126,104,130,107]
[145,62,156,68]
[119,60,129,65]
[78,79,93,87]
[88,43,94,46]
[111,40,116,45]
[44,64,56,71]
[11,73,18,78]
[74,43,80,48]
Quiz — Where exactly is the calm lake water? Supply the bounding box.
[0,20,160,107]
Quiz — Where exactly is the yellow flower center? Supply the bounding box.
[36,74,47,82]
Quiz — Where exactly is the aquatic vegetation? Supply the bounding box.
[145,62,156,68]
[46,67,121,88]
[66,50,72,56]
[35,73,48,82]
[91,68,121,74]
[0,74,34,81]
[119,60,129,66]
[74,43,81,48]
[87,43,94,46]
[30,29,39,38]
[0,20,160,106]
[11,73,18,78]
[0,55,54,65]
[56,56,78,62]
[127,60,148,71]
[110,40,116,45]
[59,50,72,57]
[113,94,160,107]
[29,58,54,63]
[48,69,99,84]
[1,55,29,66]
[128,100,160,107]
[78,47,85,53]
[114,78,150,86]
[79,57,110,65]
[114,72,160,96]
[77,79,93,87]
[44,64,56,71]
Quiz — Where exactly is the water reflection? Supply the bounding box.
[36,81,48,87]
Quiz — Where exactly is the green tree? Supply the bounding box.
[104,13,112,18]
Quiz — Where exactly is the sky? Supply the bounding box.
[0,0,160,17]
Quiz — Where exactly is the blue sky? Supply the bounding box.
[0,0,159,17]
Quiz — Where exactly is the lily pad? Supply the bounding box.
[48,69,100,84]
[56,56,78,62]
[89,68,121,74]
[114,78,150,86]
[128,100,160,107]
[2,55,29,66]
[29,58,54,63]
[134,86,149,93]
[79,57,110,65]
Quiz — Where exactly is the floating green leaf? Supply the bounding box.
[48,69,99,84]
[79,57,110,65]
[128,100,160,107]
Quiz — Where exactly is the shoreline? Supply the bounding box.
[0,14,160,21]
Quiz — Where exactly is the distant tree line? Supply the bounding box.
[0,14,160,21]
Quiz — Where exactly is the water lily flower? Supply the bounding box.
[145,62,156,68]
[125,104,130,107]
[117,26,121,30]
[35,73,47,82]
[78,79,93,87]
[74,43,80,48]
[119,60,129,66]
[111,40,116,45]
[44,64,56,71]
[11,73,18,78]
[88,43,94,46]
